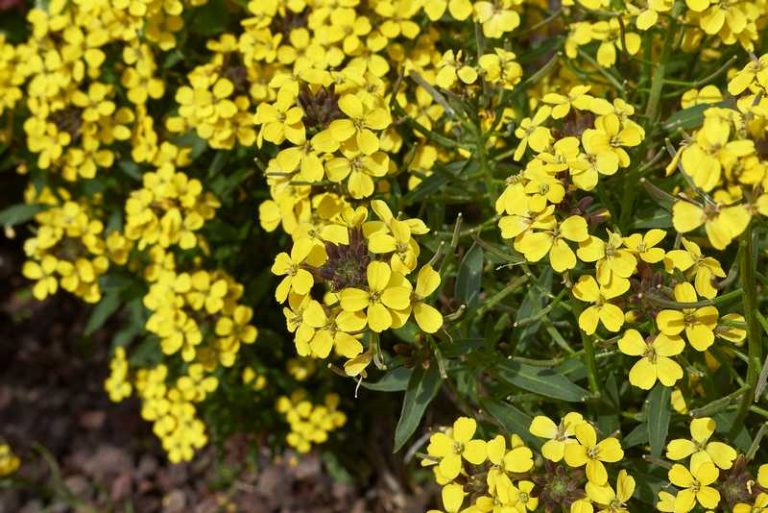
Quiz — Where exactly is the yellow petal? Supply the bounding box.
[672,202,704,234]
[340,288,370,312]
[666,439,696,461]
[541,439,566,462]
[504,446,533,472]
[629,358,657,390]
[428,432,454,457]
[529,416,558,438]
[367,302,392,332]
[462,439,487,465]
[668,463,694,488]
[442,483,466,512]
[618,329,646,356]
[586,459,608,485]
[706,441,737,470]
[438,453,463,481]
[414,303,443,333]
[453,417,477,443]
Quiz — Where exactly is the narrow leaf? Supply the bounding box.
[494,360,588,402]
[480,397,540,448]
[361,366,412,392]
[647,383,671,457]
[393,362,442,452]
[0,203,47,226]
[84,291,122,336]
[454,243,484,308]
[624,423,649,449]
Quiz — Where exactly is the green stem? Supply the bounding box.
[571,303,600,398]
[644,19,676,124]
[583,336,600,397]
[732,225,763,434]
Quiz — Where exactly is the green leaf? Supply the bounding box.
[189,0,231,35]
[392,322,420,344]
[361,367,412,392]
[480,396,540,448]
[662,103,713,132]
[514,268,552,345]
[631,207,673,229]
[84,291,122,336]
[393,362,442,452]
[455,243,483,308]
[0,203,47,226]
[647,383,671,457]
[494,361,588,402]
[623,423,649,449]
[714,411,752,452]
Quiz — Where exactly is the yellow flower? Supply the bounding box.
[572,275,630,335]
[474,0,520,38]
[325,148,389,199]
[486,434,534,493]
[585,469,635,513]
[478,48,522,89]
[577,232,638,285]
[328,94,391,155]
[508,480,538,512]
[656,282,719,351]
[515,214,589,272]
[0,444,21,477]
[733,493,768,513]
[664,238,725,299]
[23,254,59,300]
[436,50,478,89]
[529,412,584,462]
[513,106,553,161]
[411,265,443,334]
[423,0,473,20]
[681,85,723,109]
[499,204,553,241]
[622,229,666,263]
[542,85,594,119]
[716,313,747,344]
[671,199,750,250]
[582,113,644,169]
[426,417,487,481]
[271,238,326,303]
[253,89,305,146]
[632,0,673,30]
[618,329,685,390]
[339,261,412,333]
[680,116,754,192]
[591,19,642,68]
[668,462,720,513]
[666,417,737,470]
[563,421,624,485]
[728,54,768,95]
[656,491,677,513]
[367,218,421,275]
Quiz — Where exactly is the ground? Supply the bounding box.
[0,235,432,513]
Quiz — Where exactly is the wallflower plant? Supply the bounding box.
[1,0,768,511]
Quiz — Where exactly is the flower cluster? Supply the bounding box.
[422,414,628,513]
[0,444,20,477]
[666,54,768,250]
[276,390,346,454]
[655,417,768,513]
[21,187,121,304]
[5,0,768,492]
[130,363,216,464]
[273,201,443,377]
